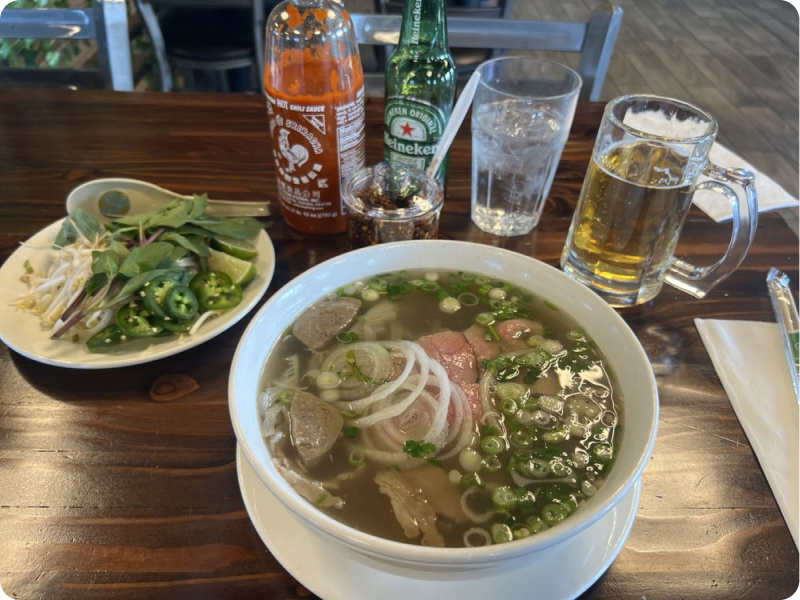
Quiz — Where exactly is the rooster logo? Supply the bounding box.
[278,129,309,173]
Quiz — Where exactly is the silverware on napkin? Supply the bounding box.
[767,268,800,400]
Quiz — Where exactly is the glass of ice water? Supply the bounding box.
[471,57,581,236]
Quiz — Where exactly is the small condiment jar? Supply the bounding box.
[342,162,444,248]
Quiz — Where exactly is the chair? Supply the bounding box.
[0,0,133,91]
[135,0,265,92]
[351,5,623,101]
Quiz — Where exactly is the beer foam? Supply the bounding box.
[622,108,708,139]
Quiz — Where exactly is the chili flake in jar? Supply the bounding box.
[342,162,444,249]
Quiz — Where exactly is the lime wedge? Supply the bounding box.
[207,248,257,286]
[210,236,258,260]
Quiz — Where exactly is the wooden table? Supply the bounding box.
[0,90,797,600]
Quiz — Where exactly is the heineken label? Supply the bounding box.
[384,97,447,171]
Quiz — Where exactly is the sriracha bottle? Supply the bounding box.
[264,0,366,235]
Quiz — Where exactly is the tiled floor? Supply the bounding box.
[510,0,799,232]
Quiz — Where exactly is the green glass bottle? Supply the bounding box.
[383,0,457,184]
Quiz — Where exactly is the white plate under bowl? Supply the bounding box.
[0,219,275,369]
[237,445,641,600]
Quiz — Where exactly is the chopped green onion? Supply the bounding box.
[496,382,525,401]
[512,525,531,540]
[490,523,513,544]
[278,390,294,405]
[369,277,388,291]
[526,516,549,534]
[422,282,439,293]
[480,435,505,455]
[361,288,380,302]
[440,296,461,313]
[23,259,34,275]
[499,398,518,416]
[474,275,491,285]
[345,426,358,438]
[480,424,502,437]
[591,442,613,463]
[336,331,359,343]
[541,502,570,526]
[483,454,503,472]
[476,312,495,325]
[461,472,485,488]
[348,445,366,467]
[492,486,518,511]
[459,447,483,472]
[542,427,569,444]
[509,429,536,448]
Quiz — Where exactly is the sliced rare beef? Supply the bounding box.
[292,296,361,350]
[417,330,478,385]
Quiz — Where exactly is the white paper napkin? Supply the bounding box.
[693,143,799,222]
[695,318,799,548]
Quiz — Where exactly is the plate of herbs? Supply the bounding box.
[0,194,274,369]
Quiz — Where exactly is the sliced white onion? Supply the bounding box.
[464,527,492,548]
[335,341,416,411]
[460,488,494,524]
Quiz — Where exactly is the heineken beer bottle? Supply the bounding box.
[383,0,456,184]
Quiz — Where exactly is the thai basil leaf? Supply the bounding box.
[91,250,120,277]
[109,239,130,257]
[53,210,104,249]
[99,269,169,309]
[169,245,189,262]
[189,216,263,240]
[85,273,108,296]
[189,194,208,219]
[118,242,173,277]
[161,231,210,257]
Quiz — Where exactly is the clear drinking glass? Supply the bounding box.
[561,95,758,307]
[471,57,581,237]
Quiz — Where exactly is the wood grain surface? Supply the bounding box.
[0,89,797,600]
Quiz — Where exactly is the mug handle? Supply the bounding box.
[664,162,759,299]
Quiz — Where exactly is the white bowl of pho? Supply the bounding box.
[229,240,658,574]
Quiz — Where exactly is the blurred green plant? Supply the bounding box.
[0,0,94,69]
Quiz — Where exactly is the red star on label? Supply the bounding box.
[400,122,415,136]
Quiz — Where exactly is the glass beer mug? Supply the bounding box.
[561,95,758,307]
